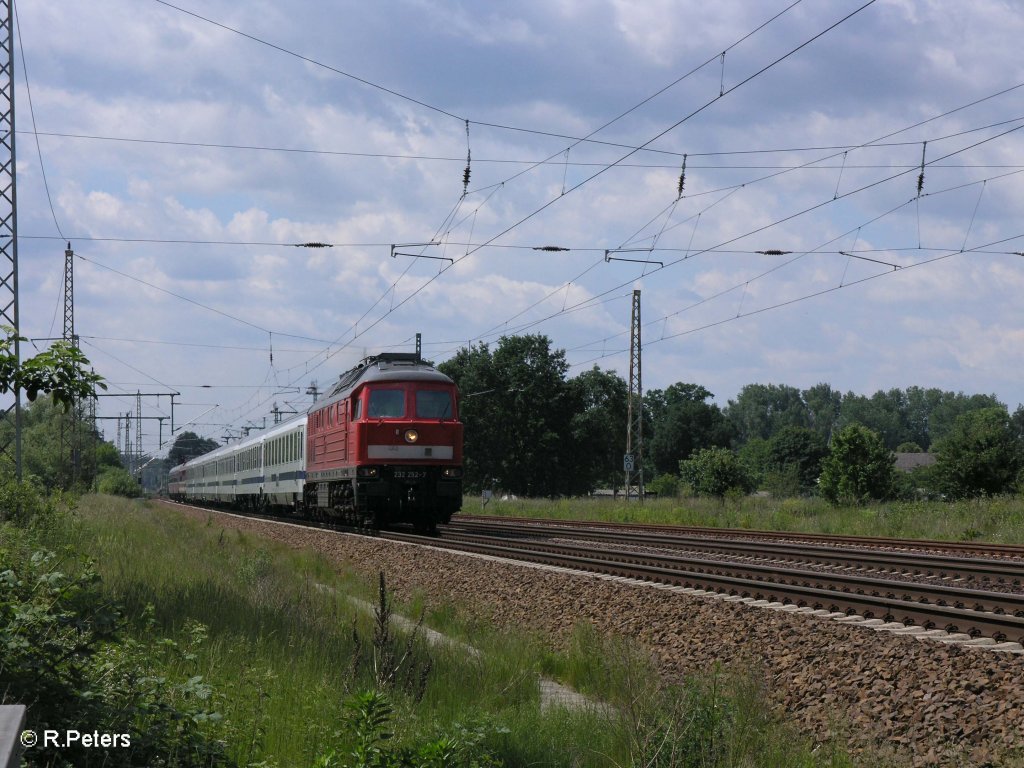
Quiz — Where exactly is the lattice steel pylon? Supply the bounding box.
[59,243,80,485]
[624,289,644,501]
[134,392,142,475]
[0,0,20,480]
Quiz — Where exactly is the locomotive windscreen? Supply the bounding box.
[416,390,452,418]
[368,388,405,418]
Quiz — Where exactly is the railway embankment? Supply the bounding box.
[171,503,1024,766]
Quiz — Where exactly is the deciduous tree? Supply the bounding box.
[0,327,105,410]
[679,447,754,498]
[766,425,827,494]
[440,334,578,496]
[648,383,731,475]
[167,431,220,468]
[933,407,1022,498]
[725,383,809,444]
[819,423,895,504]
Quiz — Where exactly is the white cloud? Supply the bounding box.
[11,0,1024,453]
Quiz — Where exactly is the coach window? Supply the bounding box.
[368,388,404,418]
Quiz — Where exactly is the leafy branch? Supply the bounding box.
[0,325,106,411]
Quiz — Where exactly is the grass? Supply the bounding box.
[8,493,865,767]
[466,493,1024,544]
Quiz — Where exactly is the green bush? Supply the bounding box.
[933,407,1023,498]
[96,467,141,497]
[647,473,681,498]
[819,424,895,505]
[679,448,755,499]
[314,690,504,768]
[0,533,231,767]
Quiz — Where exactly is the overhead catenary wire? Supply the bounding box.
[474,121,1024,351]
[208,0,823,433]
[63,3,1020,439]
[320,0,884,378]
[455,140,1024,362]
[150,0,805,157]
[566,232,1024,370]
[176,0,978,438]
[559,167,1020,363]
[23,118,1024,168]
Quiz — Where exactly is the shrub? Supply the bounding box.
[0,473,54,524]
[0,537,231,767]
[933,407,1023,498]
[679,448,754,499]
[895,442,924,453]
[647,473,681,498]
[96,467,141,497]
[314,690,504,768]
[819,424,895,505]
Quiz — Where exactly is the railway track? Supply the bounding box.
[445,518,1024,589]
[452,513,1024,559]
[159,501,1024,645]
[421,517,1024,645]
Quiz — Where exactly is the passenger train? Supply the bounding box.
[167,352,463,530]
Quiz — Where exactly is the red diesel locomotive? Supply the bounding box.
[304,352,463,530]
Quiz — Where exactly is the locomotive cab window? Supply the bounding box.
[352,397,362,420]
[416,390,453,419]
[367,389,404,418]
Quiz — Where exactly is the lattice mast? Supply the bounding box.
[60,243,81,484]
[135,392,143,475]
[624,289,644,501]
[63,243,74,343]
[0,0,20,479]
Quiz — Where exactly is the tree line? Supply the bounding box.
[5,328,1019,505]
[438,334,1024,502]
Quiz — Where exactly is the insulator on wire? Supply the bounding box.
[756,250,791,256]
[676,154,687,198]
[462,119,472,196]
[916,140,927,196]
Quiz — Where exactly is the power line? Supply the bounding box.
[150,0,807,158]
[569,232,1024,371]
[559,167,1024,364]
[189,0,881,437]
[21,112,1024,169]
[445,76,1024,351]
[283,0,887,395]
[11,0,62,240]
[467,121,1024,352]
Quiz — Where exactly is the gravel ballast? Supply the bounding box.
[170,505,1024,766]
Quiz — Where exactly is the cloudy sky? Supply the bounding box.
[10,0,1024,454]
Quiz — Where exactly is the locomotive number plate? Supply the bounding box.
[393,469,426,480]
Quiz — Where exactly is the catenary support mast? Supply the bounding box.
[0,0,20,479]
[624,289,644,501]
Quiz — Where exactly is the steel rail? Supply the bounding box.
[453,513,1024,558]
[445,519,1024,586]
[158,501,1024,642]
[381,530,1024,643]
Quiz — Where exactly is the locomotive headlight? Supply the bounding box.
[404,429,419,444]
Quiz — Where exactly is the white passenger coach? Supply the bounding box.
[168,416,306,512]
